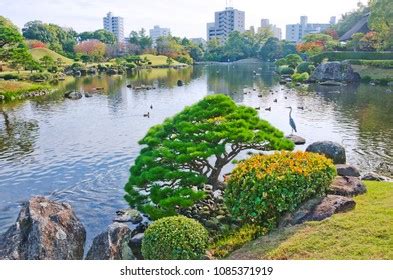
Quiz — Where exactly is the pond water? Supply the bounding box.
[1,63,392,247]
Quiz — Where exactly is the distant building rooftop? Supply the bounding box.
[340,12,371,41]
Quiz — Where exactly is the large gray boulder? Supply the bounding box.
[129,233,144,260]
[64,91,82,100]
[329,176,367,197]
[0,196,86,260]
[85,223,135,260]
[306,141,346,164]
[279,195,356,227]
[310,62,361,83]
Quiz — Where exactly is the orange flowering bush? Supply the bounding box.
[225,151,336,229]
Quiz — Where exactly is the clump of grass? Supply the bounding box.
[209,224,268,258]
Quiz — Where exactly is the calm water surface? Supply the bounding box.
[1,64,392,247]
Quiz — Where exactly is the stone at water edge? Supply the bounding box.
[114,209,143,224]
[286,134,306,145]
[306,141,346,164]
[361,172,392,182]
[309,61,361,83]
[129,233,144,260]
[279,195,356,228]
[64,91,83,100]
[336,164,361,177]
[0,196,86,260]
[329,176,367,197]
[85,223,135,260]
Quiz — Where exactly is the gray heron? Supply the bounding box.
[286,106,297,134]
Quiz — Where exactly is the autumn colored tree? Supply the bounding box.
[74,39,106,62]
[26,40,47,49]
[124,94,294,219]
[296,41,325,56]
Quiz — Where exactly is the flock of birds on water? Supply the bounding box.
[238,85,303,134]
[140,68,305,134]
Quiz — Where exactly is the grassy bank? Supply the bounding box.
[228,181,393,260]
[140,54,183,67]
[30,48,74,65]
[352,65,393,83]
[0,80,52,102]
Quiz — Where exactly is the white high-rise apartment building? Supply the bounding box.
[207,7,245,43]
[286,16,335,42]
[259,19,282,40]
[103,12,124,42]
[149,25,171,46]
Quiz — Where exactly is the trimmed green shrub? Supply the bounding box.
[278,66,295,75]
[275,58,287,66]
[310,51,393,64]
[225,151,337,229]
[296,62,314,74]
[291,72,310,83]
[142,216,208,260]
[29,72,51,82]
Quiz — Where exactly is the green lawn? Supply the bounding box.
[141,54,183,67]
[229,181,393,260]
[352,65,393,81]
[30,48,74,65]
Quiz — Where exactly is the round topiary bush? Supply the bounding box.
[142,216,208,260]
[291,72,310,83]
[225,151,337,229]
[296,62,314,74]
[278,66,295,75]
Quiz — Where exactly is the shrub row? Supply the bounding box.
[347,59,393,69]
[310,51,393,64]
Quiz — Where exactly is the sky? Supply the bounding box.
[0,0,369,39]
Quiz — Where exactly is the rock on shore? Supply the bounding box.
[85,223,135,260]
[0,196,86,260]
[306,141,346,164]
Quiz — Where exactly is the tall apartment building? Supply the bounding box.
[286,16,336,42]
[207,7,245,43]
[149,25,171,46]
[259,19,282,40]
[103,12,124,42]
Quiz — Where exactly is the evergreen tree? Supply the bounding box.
[125,94,294,219]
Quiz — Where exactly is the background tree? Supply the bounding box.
[0,16,33,71]
[74,39,106,62]
[129,29,153,54]
[22,21,77,57]
[124,94,294,219]
[79,29,116,45]
[349,32,365,51]
[39,55,54,68]
[369,0,393,50]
